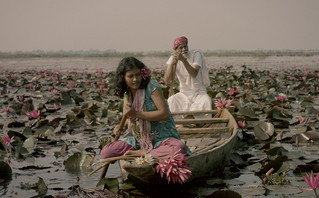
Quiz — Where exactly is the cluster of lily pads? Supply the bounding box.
[0,64,319,197]
[206,65,319,197]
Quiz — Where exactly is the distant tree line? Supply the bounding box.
[0,49,318,58]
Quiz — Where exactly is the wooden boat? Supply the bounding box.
[118,108,238,183]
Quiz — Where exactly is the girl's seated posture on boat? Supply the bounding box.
[100,57,191,159]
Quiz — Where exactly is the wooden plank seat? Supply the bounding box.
[171,110,219,116]
[178,127,233,135]
[174,118,229,125]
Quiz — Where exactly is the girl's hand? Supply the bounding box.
[125,107,139,119]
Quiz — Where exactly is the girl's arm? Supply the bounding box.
[125,88,169,121]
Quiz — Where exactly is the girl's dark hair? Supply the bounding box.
[115,57,151,97]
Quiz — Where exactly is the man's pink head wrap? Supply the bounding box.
[173,36,188,50]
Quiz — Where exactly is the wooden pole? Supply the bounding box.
[99,115,127,180]
[168,63,176,97]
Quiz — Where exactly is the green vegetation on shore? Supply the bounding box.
[0,49,319,58]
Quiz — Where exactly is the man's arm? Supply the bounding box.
[176,51,200,78]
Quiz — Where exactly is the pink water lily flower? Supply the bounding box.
[238,121,246,129]
[214,98,234,110]
[300,173,319,198]
[68,81,75,87]
[156,150,192,184]
[26,110,40,119]
[2,135,14,147]
[228,88,235,96]
[52,89,59,95]
[275,95,286,102]
[299,117,306,125]
[2,107,9,113]
[18,96,23,102]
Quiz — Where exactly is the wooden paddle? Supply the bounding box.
[168,63,176,98]
[98,115,127,180]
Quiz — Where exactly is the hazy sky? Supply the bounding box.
[1,0,319,52]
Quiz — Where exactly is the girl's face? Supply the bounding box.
[124,67,142,92]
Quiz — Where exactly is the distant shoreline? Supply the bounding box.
[1,49,319,58]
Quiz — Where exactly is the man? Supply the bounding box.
[164,36,212,119]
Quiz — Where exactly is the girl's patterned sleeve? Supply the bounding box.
[148,80,161,93]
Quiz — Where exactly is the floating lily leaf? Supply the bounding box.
[238,107,257,119]
[23,127,33,136]
[101,108,108,118]
[229,153,246,166]
[266,146,285,156]
[23,137,35,153]
[207,190,241,198]
[285,150,305,160]
[254,121,274,140]
[20,177,48,195]
[34,125,54,136]
[266,185,301,195]
[0,161,12,178]
[0,138,7,152]
[63,152,93,170]
[61,91,75,105]
[206,178,224,186]
[239,184,266,196]
[305,130,319,141]
[190,187,217,197]
[291,126,308,135]
[257,156,288,175]
[277,161,291,173]
[96,178,119,193]
[7,121,25,128]
[293,164,319,173]
[246,162,262,172]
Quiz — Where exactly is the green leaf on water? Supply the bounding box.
[20,177,48,195]
[23,137,35,153]
[63,152,93,170]
[266,184,301,195]
[254,121,274,141]
[0,161,12,179]
[246,162,262,172]
[96,178,119,193]
[239,107,258,119]
[207,190,242,198]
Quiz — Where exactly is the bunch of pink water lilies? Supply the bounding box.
[300,173,319,198]
[156,150,192,184]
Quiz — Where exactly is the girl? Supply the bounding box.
[100,57,191,159]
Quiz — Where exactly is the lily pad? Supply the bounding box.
[0,161,12,178]
[238,107,258,119]
[63,152,93,170]
[20,177,48,195]
[266,184,301,195]
[207,190,241,198]
[23,137,35,153]
[254,121,274,140]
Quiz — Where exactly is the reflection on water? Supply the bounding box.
[0,55,318,73]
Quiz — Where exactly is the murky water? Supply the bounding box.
[0,55,318,73]
[0,56,318,197]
